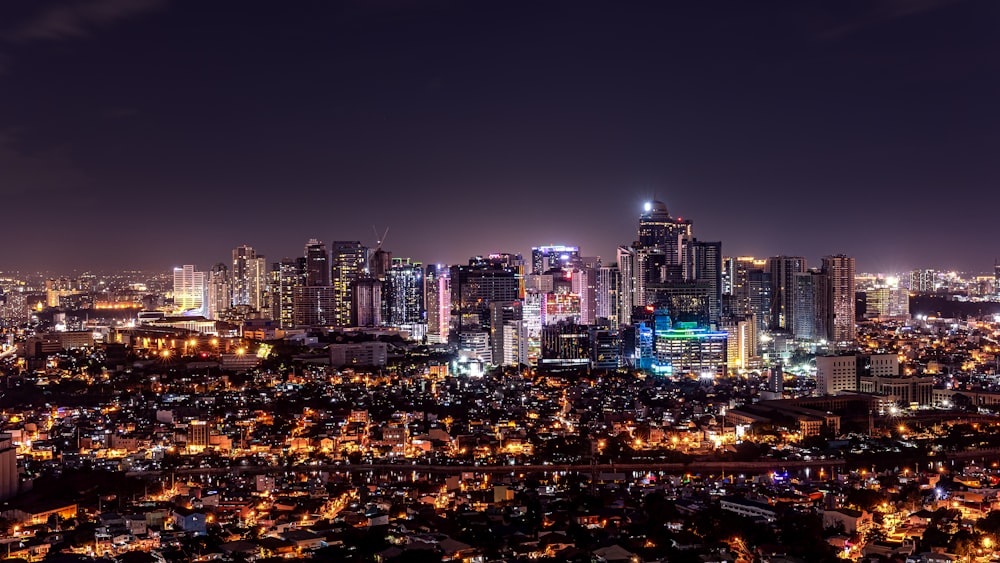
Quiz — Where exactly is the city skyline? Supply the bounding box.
[2,1,998,272]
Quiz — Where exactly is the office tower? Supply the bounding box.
[206,263,231,320]
[637,200,692,264]
[351,277,382,327]
[531,245,581,274]
[523,290,544,366]
[682,239,722,327]
[331,241,368,327]
[232,245,269,313]
[792,270,826,341]
[304,239,330,287]
[722,316,755,371]
[386,258,424,326]
[489,301,524,367]
[865,277,909,319]
[172,265,206,315]
[616,246,636,327]
[822,254,856,346]
[0,434,17,501]
[766,256,807,332]
[596,265,619,328]
[570,267,597,325]
[540,321,591,372]
[450,255,522,333]
[425,264,451,344]
[653,319,728,377]
[747,269,773,337]
[272,258,305,328]
[293,286,337,327]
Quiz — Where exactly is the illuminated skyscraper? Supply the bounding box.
[272,258,305,328]
[596,265,619,328]
[206,263,231,320]
[682,239,722,326]
[822,254,856,346]
[331,241,368,327]
[450,255,522,333]
[425,264,451,344]
[172,265,206,315]
[637,200,692,263]
[304,239,330,287]
[232,245,269,314]
[616,246,635,326]
[386,258,424,326]
[766,256,807,332]
[531,245,580,274]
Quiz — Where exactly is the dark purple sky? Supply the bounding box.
[2,0,998,274]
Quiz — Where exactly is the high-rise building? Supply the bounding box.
[596,265,619,328]
[172,265,206,315]
[386,258,424,326]
[722,316,756,371]
[206,263,231,320]
[822,254,856,346]
[293,285,337,327]
[451,255,522,333]
[616,246,635,327]
[304,239,330,287]
[489,301,524,367]
[792,270,826,341]
[531,245,581,274]
[331,241,368,327]
[570,267,597,325]
[865,277,909,319]
[909,269,936,294]
[425,264,451,344]
[637,200,692,263]
[232,245,269,314]
[682,239,722,327]
[766,256,807,332]
[0,287,28,328]
[272,258,305,328]
[351,277,382,327]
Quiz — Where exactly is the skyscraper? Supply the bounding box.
[450,255,522,333]
[172,265,206,315]
[272,258,305,328]
[351,277,382,327]
[682,239,722,327]
[232,245,269,314]
[596,265,619,328]
[531,245,581,274]
[331,241,368,327]
[386,258,424,326]
[637,200,692,263]
[206,263,231,320]
[293,286,337,327]
[822,254,856,346]
[304,239,330,287]
[766,256,807,332]
[425,264,451,344]
[616,246,635,327]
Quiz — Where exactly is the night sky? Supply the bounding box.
[2,1,998,274]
